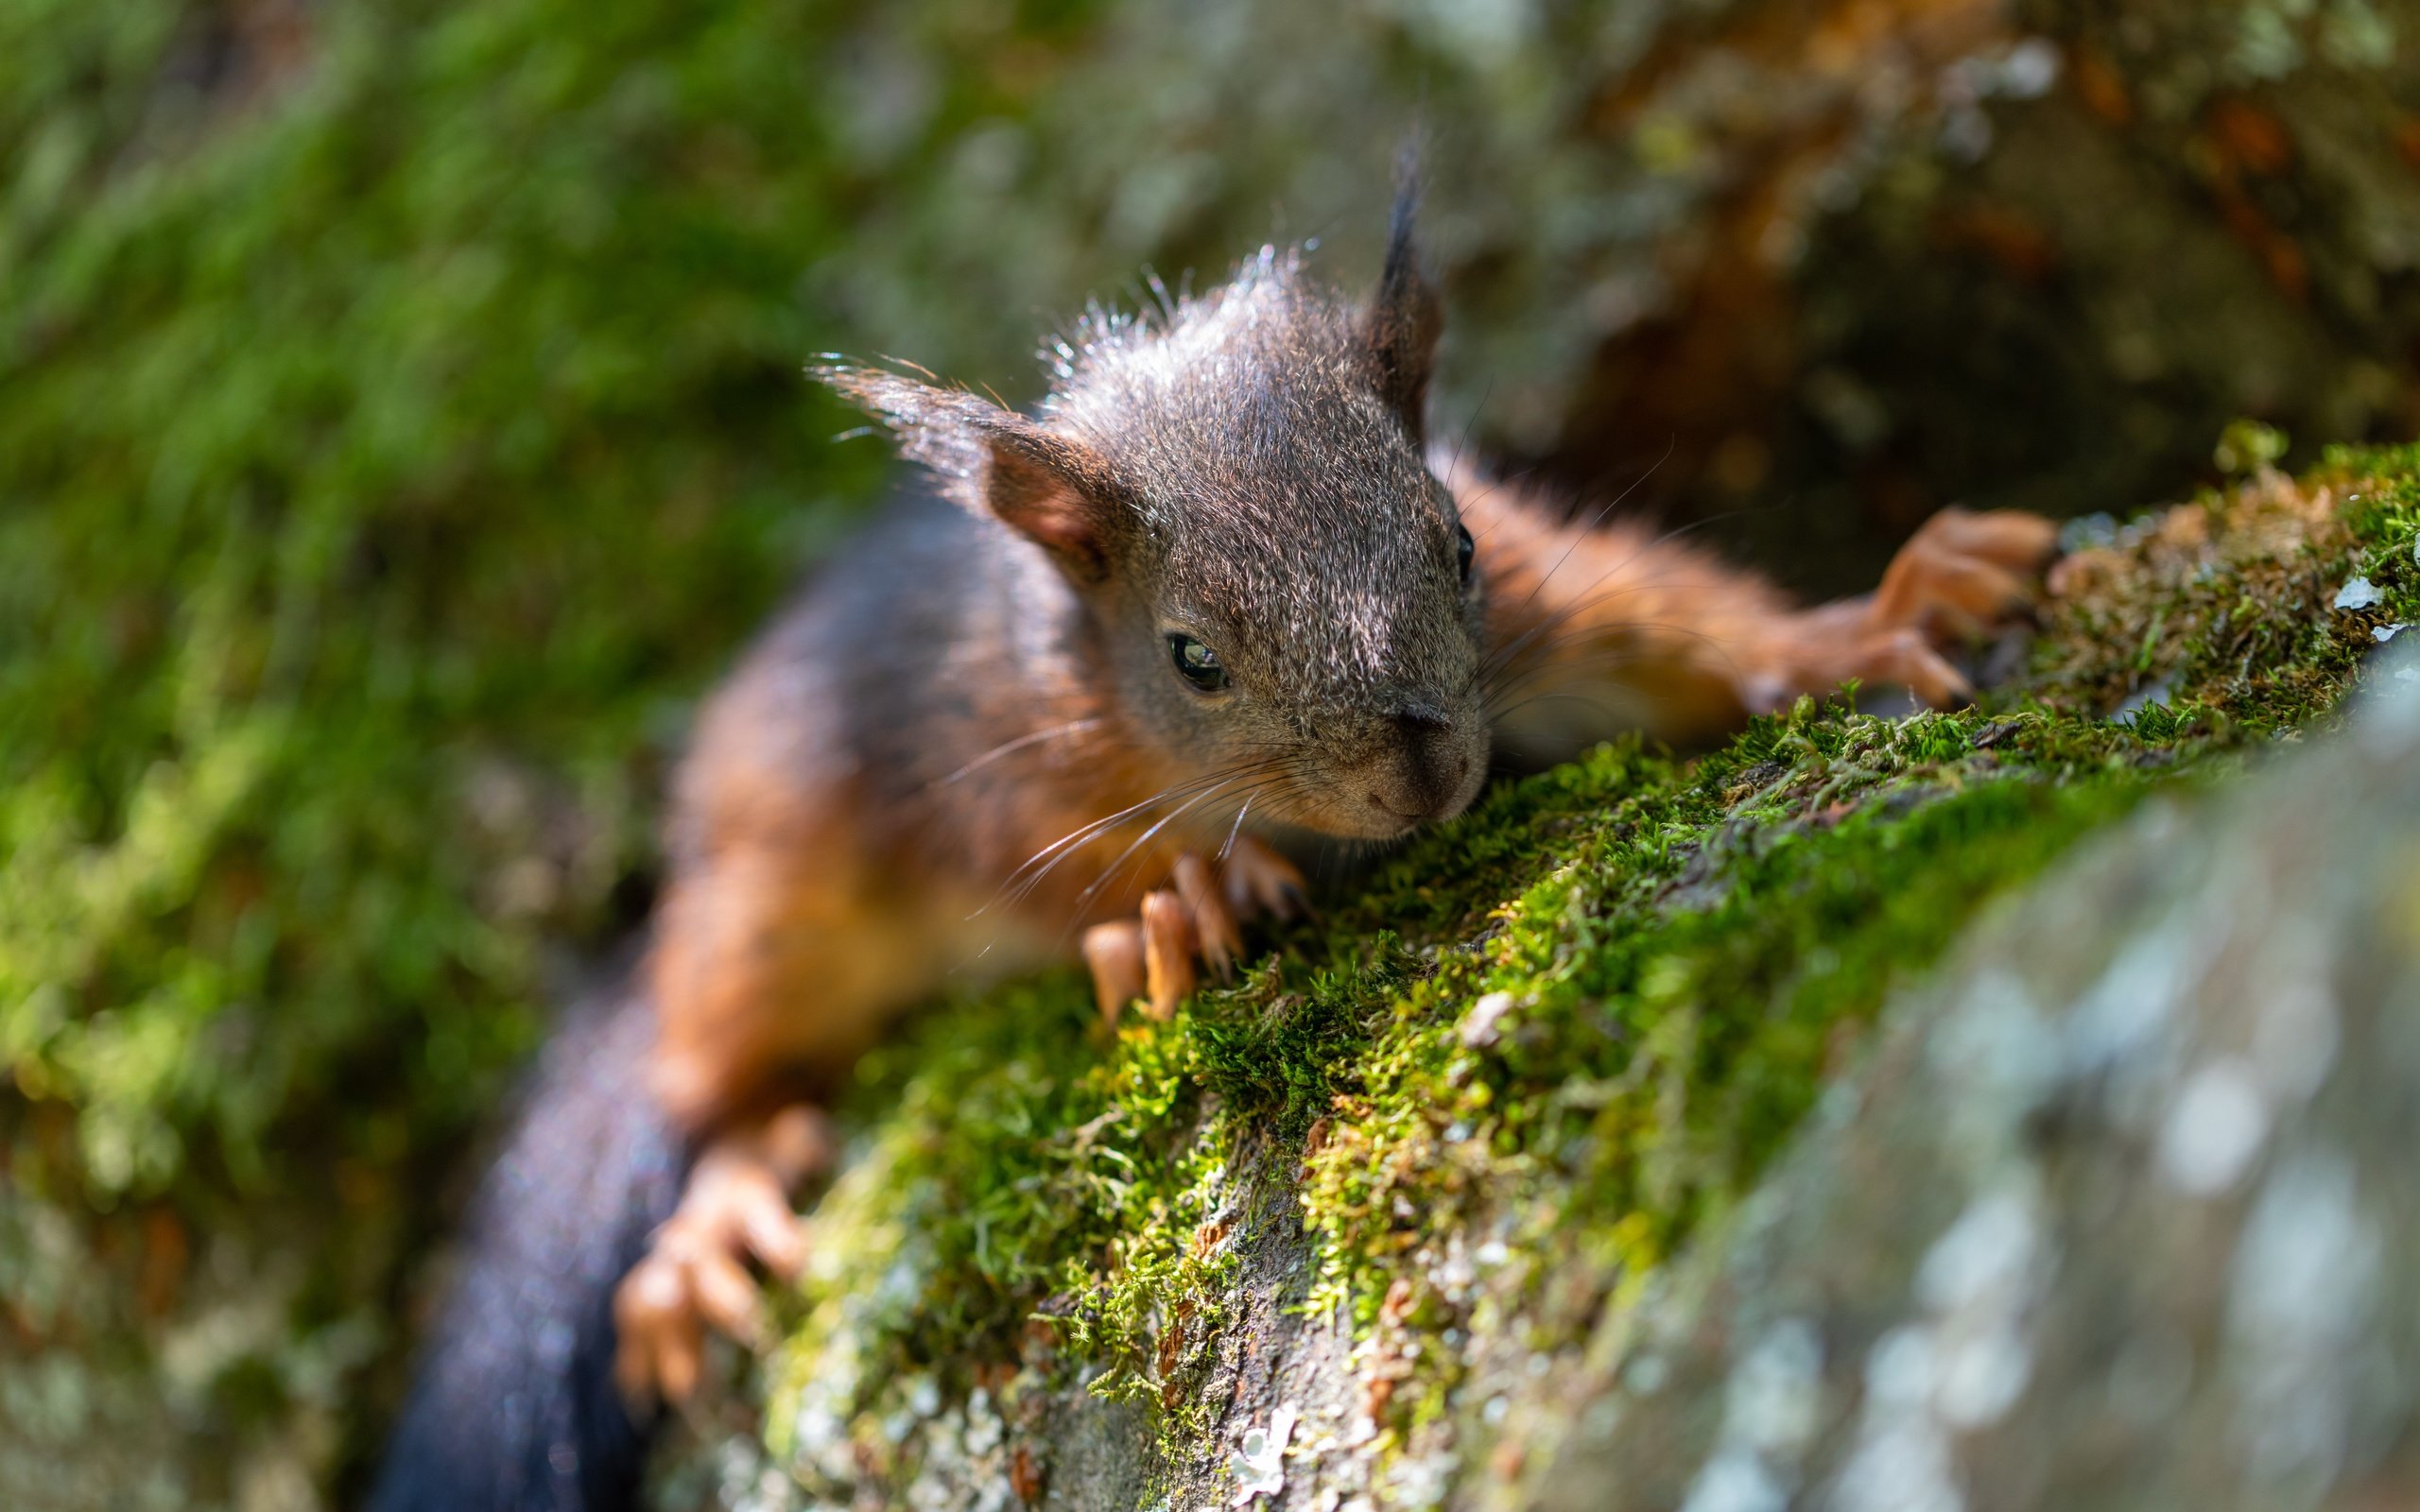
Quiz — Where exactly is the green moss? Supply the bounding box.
[740,445,2420,1500]
[1289,722,2161,1448]
[761,976,1233,1486]
[2031,440,2420,732]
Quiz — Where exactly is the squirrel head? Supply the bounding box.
[820,188,1487,841]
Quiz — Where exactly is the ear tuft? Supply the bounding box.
[814,361,1128,580]
[812,361,999,483]
[1365,150,1443,448]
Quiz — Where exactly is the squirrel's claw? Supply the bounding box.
[1082,919,1147,1025]
[1085,839,1308,1023]
[1173,853,1240,980]
[1140,890,1197,1021]
[1778,507,2058,712]
[611,1105,832,1410]
[1223,836,1311,923]
[1906,505,2064,574]
[612,1246,699,1405]
[1869,506,2061,644]
[1846,626,1973,709]
[683,1228,769,1347]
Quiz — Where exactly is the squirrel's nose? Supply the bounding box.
[1365,703,1474,822]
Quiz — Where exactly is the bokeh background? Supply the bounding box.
[3,0,2416,1505]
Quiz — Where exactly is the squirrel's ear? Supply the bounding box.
[976,424,1126,580]
[1364,173,1442,448]
[815,362,1127,580]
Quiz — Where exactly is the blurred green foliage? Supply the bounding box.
[0,0,1082,1199]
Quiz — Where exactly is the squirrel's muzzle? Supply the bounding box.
[1352,700,1486,833]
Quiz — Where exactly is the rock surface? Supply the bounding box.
[1533,653,2420,1511]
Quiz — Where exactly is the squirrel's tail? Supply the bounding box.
[372,975,685,1512]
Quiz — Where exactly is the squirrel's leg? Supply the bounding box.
[616,820,931,1405]
[1753,507,2062,709]
[1456,456,2058,761]
[1080,840,1308,1022]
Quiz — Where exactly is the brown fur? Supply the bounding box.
[614,192,2054,1401]
[646,452,2049,1130]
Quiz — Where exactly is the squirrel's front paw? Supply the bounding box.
[613,1104,832,1408]
[1786,507,2062,709]
[1870,507,2062,644]
[1079,839,1307,1022]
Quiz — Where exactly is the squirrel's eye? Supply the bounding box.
[1167,633,1230,694]
[1456,524,1477,586]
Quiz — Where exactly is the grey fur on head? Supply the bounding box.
[813,187,1488,841]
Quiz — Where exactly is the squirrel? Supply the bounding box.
[370,182,2056,1512]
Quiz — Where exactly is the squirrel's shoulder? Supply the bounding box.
[743,482,1071,675]
[677,479,1100,816]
